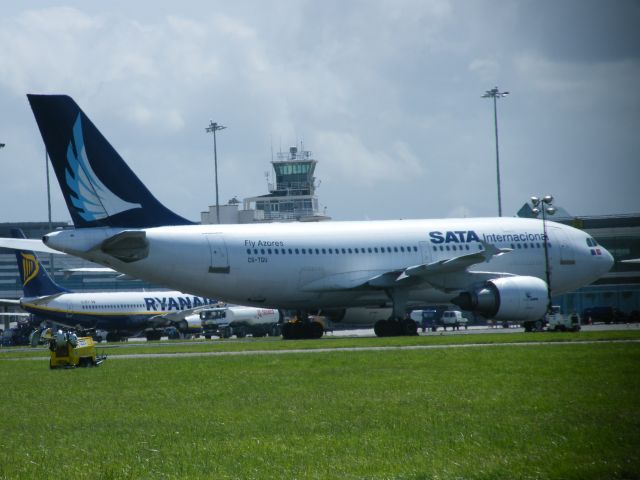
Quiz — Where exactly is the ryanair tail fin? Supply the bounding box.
[27,94,194,228]
[12,229,68,297]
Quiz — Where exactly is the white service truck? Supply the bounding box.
[197,306,281,338]
[546,306,581,332]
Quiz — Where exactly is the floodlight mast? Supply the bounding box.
[482,86,509,217]
[45,149,55,275]
[205,121,227,224]
[530,194,556,313]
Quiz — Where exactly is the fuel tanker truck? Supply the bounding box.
[192,306,282,339]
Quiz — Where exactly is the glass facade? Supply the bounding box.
[554,215,640,318]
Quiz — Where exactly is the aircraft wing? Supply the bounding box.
[146,306,211,327]
[399,241,511,279]
[0,237,64,255]
[0,298,21,307]
[61,267,138,281]
[63,267,117,276]
[621,258,640,264]
[20,294,66,306]
[301,241,512,292]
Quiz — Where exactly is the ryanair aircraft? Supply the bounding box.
[10,228,216,341]
[23,94,613,339]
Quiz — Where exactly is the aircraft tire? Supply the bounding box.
[281,322,295,340]
[402,319,418,336]
[374,319,388,337]
[106,332,121,342]
[145,330,162,341]
[310,321,323,339]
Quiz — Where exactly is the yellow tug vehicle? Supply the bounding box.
[43,329,106,369]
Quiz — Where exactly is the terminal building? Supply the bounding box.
[516,206,640,319]
[553,214,640,318]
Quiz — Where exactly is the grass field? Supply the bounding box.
[2,329,640,358]
[1,334,639,479]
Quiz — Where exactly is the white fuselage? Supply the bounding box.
[21,290,217,332]
[43,217,613,311]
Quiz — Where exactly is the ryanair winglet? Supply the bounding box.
[27,94,194,228]
[11,229,68,297]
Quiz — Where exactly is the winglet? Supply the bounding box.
[27,94,195,228]
[479,240,512,261]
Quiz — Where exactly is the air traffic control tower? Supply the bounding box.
[242,146,330,222]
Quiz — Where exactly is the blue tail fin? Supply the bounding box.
[27,94,194,228]
[11,229,68,297]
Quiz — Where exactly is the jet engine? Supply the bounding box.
[178,316,202,333]
[452,276,548,322]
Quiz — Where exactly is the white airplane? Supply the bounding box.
[6,228,217,341]
[18,94,613,338]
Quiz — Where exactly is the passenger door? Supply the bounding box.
[206,234,230,274]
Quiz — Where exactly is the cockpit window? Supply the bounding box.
[586,237,598,247]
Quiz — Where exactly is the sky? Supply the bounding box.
[0,0,638,224]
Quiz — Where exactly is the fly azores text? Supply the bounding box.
[429,230,547,244]
[244,239,285,248]
[244,239,285,264]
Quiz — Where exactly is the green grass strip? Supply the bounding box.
[0,340,638,479]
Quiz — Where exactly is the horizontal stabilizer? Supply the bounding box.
[0,237,64,255]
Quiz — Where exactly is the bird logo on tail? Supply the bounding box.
[65,114,141,222]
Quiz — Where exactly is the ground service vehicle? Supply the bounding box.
[198,306,281,338]
[411,307,446,332]
[546,306,581,332]
[46,329,106,368]
[440,310,468,330]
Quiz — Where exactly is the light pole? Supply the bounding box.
[45,148,55,276]
[530,195,556,313]
[205,121,226,224]
[482,86,509,217]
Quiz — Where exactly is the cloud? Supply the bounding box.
[0,1,638,223]
[514,54,640,112]
[313,131,424,186]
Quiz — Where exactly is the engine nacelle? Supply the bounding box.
[452,276,548,322]
[178,316,202,332]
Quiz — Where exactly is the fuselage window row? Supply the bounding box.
[245,246,420,256]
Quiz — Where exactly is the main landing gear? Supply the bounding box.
[281,311,324,340]
[373,288,418,337]
[374,317,418,337]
